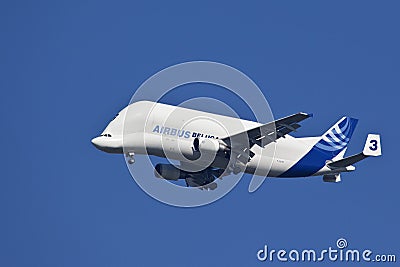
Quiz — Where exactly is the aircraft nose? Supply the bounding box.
[91,137,103,148]
[91,136,123,153]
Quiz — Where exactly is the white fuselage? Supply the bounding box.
[91,101,338,178]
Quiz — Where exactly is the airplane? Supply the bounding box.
[91,100,381,190]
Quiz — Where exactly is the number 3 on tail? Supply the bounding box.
[363,134,381,156]
[369,139,378,151]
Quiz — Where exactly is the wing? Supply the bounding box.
[221,112,312,148]
[179,113,312,181]
[220,112,312,169]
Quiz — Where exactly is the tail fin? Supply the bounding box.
[315,117,358,156]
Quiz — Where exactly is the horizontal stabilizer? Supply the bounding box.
[328,134,381,168]
[328,153,367,168]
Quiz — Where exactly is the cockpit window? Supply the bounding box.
[112,113,119,121]
[100,134,112,137]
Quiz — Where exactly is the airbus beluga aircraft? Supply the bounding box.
[91,101,381,189]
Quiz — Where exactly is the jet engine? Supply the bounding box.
[193,138,228,154]
[154,163,186,180]
[154,163,222,190]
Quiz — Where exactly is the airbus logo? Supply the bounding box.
[152,125,219,139]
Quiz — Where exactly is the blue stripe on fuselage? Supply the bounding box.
[278,147,340,178]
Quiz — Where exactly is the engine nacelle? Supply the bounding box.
[154,163,186,180]
[193,138,227,155]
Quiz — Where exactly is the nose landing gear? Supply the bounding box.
[126,152,135,164]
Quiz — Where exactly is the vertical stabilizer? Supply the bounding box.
[314,117,358,157]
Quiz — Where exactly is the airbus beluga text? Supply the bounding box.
[91,101,381,189]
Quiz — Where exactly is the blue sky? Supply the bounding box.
[1,1,399,266]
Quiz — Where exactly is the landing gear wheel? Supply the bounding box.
[126,152,135,164]
[233,166,241,175]
[207,182,217,190]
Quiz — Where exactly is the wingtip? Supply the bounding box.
[300,112,313,118]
